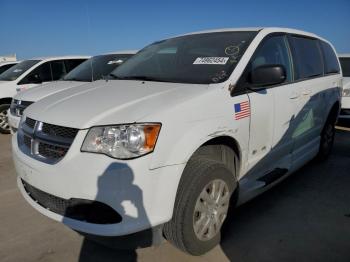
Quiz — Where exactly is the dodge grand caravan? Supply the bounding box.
[338,54,350,118]
[8,51,137,132]
[13,28,342,255]
[0,56,88,133]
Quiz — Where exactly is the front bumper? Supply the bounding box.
[7,110,20,133]
[12,131,185,236]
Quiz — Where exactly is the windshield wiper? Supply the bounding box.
[62,78,87,82]
[109,74,176,83]
[108,73,124,80]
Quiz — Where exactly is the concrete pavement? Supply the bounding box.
[1,125,350,262]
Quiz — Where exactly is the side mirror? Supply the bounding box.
[250,64,286,89]
[27,74,42,84]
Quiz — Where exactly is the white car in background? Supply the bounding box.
[8,51,137,133]
[339,54,350,118]
[0,61,19,75]
[0,56,88,133]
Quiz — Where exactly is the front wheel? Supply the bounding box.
[163,157,237,255]
[0,104,11,134]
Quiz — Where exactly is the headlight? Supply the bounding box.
[81,123,161,159]
[342,89,350,97]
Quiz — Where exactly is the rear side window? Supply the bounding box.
[320,41,340,74]
[51,60,66,80]
[339,57,350,77]
[65,59,86,72]
[290,36,323,80]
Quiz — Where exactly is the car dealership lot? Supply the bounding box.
[1,125,350,262]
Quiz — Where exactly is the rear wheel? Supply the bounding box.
[0,104,10,134]
[164,149,238,255]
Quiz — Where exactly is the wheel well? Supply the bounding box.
[0,97,12,105]
[202,136,241,160]
[191,136,241,178]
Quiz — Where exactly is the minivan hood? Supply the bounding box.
[14,81,88,102]
[25,80,208,129]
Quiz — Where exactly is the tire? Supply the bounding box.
[0,104,10,134]
[316,111,337,161]
[164,156,237,255]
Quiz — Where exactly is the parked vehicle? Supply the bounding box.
[0,56,88,133]
[338,54,350,118]
[8,51,137,132]
[0,61,19,75]
[13,28,342,255]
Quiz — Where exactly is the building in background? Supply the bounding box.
[0,54,16,62]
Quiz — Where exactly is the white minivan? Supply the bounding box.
[13,28,342,255]
[338,54,350,118]
[0,56,88,133]
[8,51,137,132]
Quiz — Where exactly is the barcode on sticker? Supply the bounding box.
[193,57,229,65]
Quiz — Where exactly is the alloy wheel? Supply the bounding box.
[0,109,10,131]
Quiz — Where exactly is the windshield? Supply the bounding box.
[340,57,350,77]
[0,60,40,81]
[0,63,16,74]
[63,54,133,82]
[111,31,257,84]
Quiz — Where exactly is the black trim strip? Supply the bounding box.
[258,168,288,187]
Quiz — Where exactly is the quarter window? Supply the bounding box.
[320,41,340,74]
[290,37,323,80]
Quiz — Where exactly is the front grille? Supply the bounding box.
[18,117,79,164]
[22,180,122,224]
[23,180,68,214]
[38,142,68,159]
[10,100,33,117]
[23,135,31,149]
[42,123,78,139]
[25,117,36,129]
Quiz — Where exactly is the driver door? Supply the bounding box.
[245,34,297,179]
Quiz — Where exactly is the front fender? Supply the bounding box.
[149,116,249,170]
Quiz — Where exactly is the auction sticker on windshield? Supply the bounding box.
[193,57,229,65]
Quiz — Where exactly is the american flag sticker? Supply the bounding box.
[234,101,250,120]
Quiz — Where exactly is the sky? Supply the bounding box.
[0,0,349,60]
